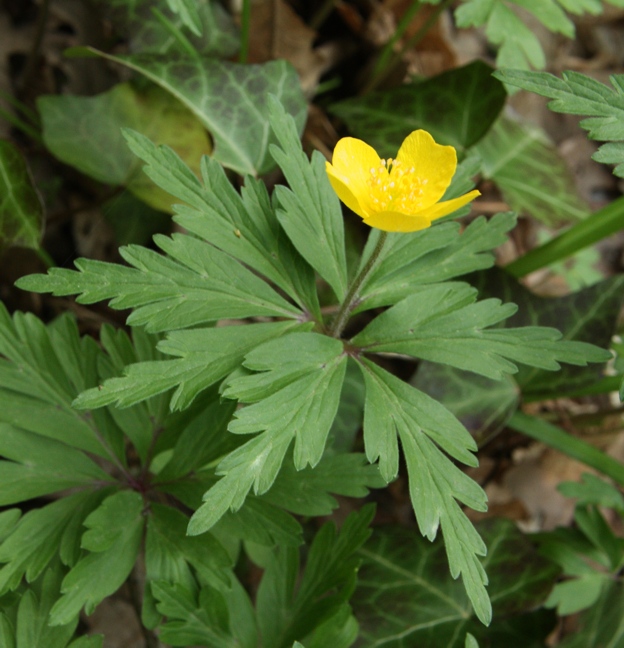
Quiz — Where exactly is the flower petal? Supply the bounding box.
[362,210,432,233]
[396,130,457,206]
[325,164,370,219]
[416,189,481,222]
[327,137,381,215]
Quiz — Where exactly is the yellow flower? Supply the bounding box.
[325,130,481,233]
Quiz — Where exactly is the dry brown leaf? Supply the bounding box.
[247,0,330,93]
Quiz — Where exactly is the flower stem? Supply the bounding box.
[239,0,252,63]
[330,230,388,338]
[362,0,454,95]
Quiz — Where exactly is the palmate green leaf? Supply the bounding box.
[215,495,304,549]
[269,97,348,301]
[256,506,373,648]
[0,425,114,505]
[0,306,122,458]
[39,82,212,213]
[0,510,19,540]
[0,567,92,648]
[473,117,589,223]
[353,282,608,381]
[455,0,588,70]
[143,504,232,628]
[154,393,237,482]
[75,321,303,411]
[122,129,320,316]
[160,466,303,548]
[540,501,624,616]
[49,491,144,626]
[97,325,170,462]
[328,359,366,452]
[0,140,43,250]
[153,577,257,648]
[66,47,306,176]
[356,359,490,624]
[330,61,506,153]
[559,473,624,512]
[0,490,112,595]
[18,234,300,334]
[187,333,347,535]
[93,0,239,56]
[494,69,624,176]
[353,518,559,647]
[356,213,515,312]
[260,453,384,517]
[471,270,624,398]
[299,607,358,648]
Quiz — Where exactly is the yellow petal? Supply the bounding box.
[325,163,370,219]
[327,137,381,215]
[416,189,481,222]
[362,210,432,233]
[396,130,457,206]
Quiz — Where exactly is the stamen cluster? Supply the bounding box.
[368,158,427,213]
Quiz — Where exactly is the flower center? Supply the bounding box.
[368,158,428,213]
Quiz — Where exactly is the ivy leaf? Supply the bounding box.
[188,333,347,535]
[39,83,212,213]
[74,321,304,411]
[330,61,506,153]
[357,358,490,624]
[65,48,306,176]
[411,362,519,444]
[0,140,43,250]
[357,213,515,312]
[557,581,624,647]
[471,269,624,398]
[269,97,348,301]
[49,491,145,626]
[494,69,624,176]
[353,518,559,646]
[354,282,607,381]
[473,117,589,223]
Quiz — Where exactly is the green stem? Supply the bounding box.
[35,246,55,269]
[310,0,337,30]
[362,0,453,95]
[239,0,252,64]
[372,1,422,80]
[506,196,624,278]
[330,231,388,338]
[508,411,624,487]
[19,0,50,93]
[523,375,623,403]
[151,8,198,59]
